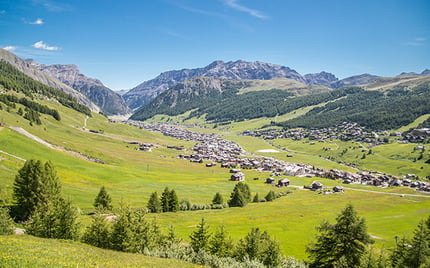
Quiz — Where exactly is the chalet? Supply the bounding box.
[266,177,275,184]
[311,181,323,191]
[277,178,290,187]
[333,185,344,192]
[230,172,245,181]
[230,168,241,173]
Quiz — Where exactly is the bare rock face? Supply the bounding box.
[304,71,338,87]
[330,74,381,89]
[32,63,130,115]
[123,60,309,110]
[0,49,99,113]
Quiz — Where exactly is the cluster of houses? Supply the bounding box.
[125,121,430,193]
[241,122,385,144]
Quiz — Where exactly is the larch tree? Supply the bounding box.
[13,159,61,221]
[147,191,161,213]
[307,204,373,268]
[93,186,113,211]
[189,218,211,253]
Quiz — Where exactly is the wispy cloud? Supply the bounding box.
[0,10,6,15]
[32,0,73,12]
[402,37,426,47]
[224,0,267,19]
[3,46,17,51]
[32,41,60,51]
[170,1,224,18]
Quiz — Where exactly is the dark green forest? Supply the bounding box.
[279,84,430,130]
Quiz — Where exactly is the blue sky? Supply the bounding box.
[1,0,429,90]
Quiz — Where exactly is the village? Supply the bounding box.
[125,120,430,193]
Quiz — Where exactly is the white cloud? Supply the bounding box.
[0,10,6,15]
[3,46,17,51]
[32,41,59,51]
[224,0,267,19]
[32,18,44,25]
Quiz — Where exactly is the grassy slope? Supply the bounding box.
[1,97,429,260]
[0,235,200,268]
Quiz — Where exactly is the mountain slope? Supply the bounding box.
[124,60,312,109]
[330,73,381,89]
[32,63,130,115]
[0,49,99,113]
[130,76,339,122]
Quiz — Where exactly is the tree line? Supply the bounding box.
[0,60,91,116]
[1,159,429,267]
[0,94,61,124]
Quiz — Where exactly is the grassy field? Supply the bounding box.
[0,235,200,267]
[270,137,429,177]
[1,100,429,261]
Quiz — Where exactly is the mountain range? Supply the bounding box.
[29,62,130,115]
[1,49,429,119]
[0,49,99,113]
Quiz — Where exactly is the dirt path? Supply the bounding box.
[8,126,103,164]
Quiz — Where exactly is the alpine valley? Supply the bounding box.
[1,48,430,267]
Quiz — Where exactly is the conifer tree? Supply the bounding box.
[93,186,113,211]
[82,214,111,248]
[110,204,133,252]
[228,186,247,207]
[212,192,223,205]
[161,187,171,212]
[147,191,161,213]
[190,218,211,253]
[27,197,79,240]
[13,159,62,221]
[169,189,179,212]
[0,206,14,235]
[253,193,259,203]
[208,225,233,257]
[400,218,430,267]
[265,190,276,201]
[307,204,373,268]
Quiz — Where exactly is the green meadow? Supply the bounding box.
[0,235,200,268]
[0,101,429,260]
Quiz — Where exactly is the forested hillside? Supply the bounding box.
[0,60,91,116]
[278,83,430,130]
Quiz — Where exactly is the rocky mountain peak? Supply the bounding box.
[304,71,339,87]
[34,63,130,115]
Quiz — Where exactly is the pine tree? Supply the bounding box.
[169,189,179,212]
[208,225,233,257]
[253,193,259,203]
[110,205,133,252]
[147,191,161,213]
[265,190,276,201]
[234,228,264,261]
[0,206,14,234]
[13,160,62,221]
[93,186,113,211]
[27,197,79,240]
[165,225,182,247]
[212,192,223,205]
[307,204,373,268]
[190,218,211,253]
[228,186,247,207]
[160,187,171,212]
[82,214,111,248]
[401,219,430,267]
